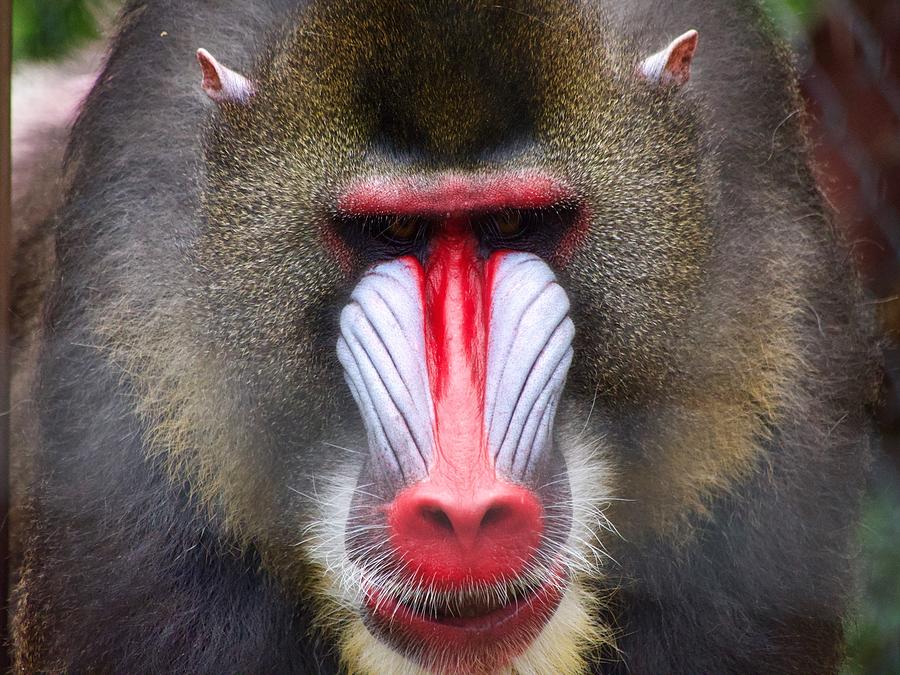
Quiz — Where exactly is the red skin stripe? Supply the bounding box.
[423,220,490,481]
[397,221,504,486]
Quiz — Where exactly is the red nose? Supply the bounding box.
[387,480,543,587]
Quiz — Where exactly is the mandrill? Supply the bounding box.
[11,0,875,673]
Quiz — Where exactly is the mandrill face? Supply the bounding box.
[179,1,708,673]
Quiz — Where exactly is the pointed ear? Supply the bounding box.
[638,30,699,88]
[196,48,255,104]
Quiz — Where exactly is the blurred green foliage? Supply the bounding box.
[763,0,823,20]
[843,472,900,674]
[762,0,826,38]
[12,0,101,61]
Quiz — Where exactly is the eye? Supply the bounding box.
[334,212,431,263]
[476,205,580,256]
[493,209,524,237]
[477,208,530,242]
[382,215,421,242]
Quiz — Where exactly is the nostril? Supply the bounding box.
[479,505,508,529]
[422,506,455,533]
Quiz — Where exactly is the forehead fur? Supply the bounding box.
[215,0,640,162]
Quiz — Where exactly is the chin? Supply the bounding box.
[342,580,602,675]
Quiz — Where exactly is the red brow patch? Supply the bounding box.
[339,172,570,216]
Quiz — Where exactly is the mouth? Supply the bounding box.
[362,567,567,667]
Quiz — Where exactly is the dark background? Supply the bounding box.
[10,0,900,672]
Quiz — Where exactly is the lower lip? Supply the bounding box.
[363,572,566,665]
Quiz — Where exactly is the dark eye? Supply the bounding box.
[381,215,421,242]
[476,205,579,255]
[491,209,524,238]
[334,212,431,263]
